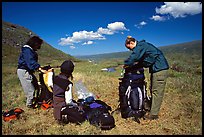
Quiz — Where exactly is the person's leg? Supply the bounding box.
[17,69,35,106]
[149,69,168,117]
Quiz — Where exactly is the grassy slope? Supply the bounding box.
[2,21,78,66]
[2,21,202,135]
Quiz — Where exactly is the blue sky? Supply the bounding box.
[2,2,202,56]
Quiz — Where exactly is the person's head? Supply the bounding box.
[60,60,75,80]
[26,36,43,51]
[125,36,137,50]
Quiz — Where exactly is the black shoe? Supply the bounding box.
[144,114,158,120]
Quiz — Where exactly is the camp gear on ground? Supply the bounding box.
[74,80,95,100]
[74,80,115,129]
[77,99,115,130]
[2,108,24,122]
[60,104,86,125]
[118,65,151,123]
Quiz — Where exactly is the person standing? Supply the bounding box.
[124,36,169,120]
[17,36,44,108]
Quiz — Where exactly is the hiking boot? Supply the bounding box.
[144,114,158,120]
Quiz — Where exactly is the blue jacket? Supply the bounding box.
[17,45,40,73]
[124,40,169,73]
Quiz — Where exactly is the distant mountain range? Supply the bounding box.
[76,40,202,61]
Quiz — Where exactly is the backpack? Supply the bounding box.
[60,103,86,125]
[2,108,24,122]
[118,66,151,123]
[78,98,116,130]
[33,65,54,109]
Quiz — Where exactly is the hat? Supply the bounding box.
[60,60,75,75]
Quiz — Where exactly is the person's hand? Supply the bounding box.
[38,67,47,73]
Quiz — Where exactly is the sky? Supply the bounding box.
[2,2,202,56]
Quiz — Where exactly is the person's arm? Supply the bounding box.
[124,45,145,66]
[65,84,73,105]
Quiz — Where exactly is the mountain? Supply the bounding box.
[159,40,202,55]
[76,40,202,61]
[75,51,131,61]
[2,20,79,66]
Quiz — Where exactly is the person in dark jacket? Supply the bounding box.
[124,36,169,120]
[17,36,45,108]
[53,60,78,123]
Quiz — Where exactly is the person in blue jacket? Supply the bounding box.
[124,36,169,120]
[17,36,45,108]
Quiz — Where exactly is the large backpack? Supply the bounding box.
[78,98,116,130]
[60,102,86,125]
[118,66,151,123]
[33,65,54,109]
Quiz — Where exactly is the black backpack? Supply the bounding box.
[78,99,116,130]
[118,66,151,123]
[60,103,86,125]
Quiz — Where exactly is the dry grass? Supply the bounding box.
[2,60,202,135]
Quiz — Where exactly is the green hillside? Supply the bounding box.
[2,20,79,66]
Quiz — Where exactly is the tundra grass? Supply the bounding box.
[2,56,202,135]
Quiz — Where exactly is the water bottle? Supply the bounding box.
[74,80,95,100]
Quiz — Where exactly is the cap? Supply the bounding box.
[60,60,75,75]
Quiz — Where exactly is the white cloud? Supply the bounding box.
[97,27,114,35]
[59,30,105,46]
[82,41,94,45]
[140,21,147,26]
[59,37,75,46]
[156,2,202,18]
[72,30,105,41]
[59,21,128,46]
[107,22,128,31]
[135,21,147,28]
[150,15,166,21]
